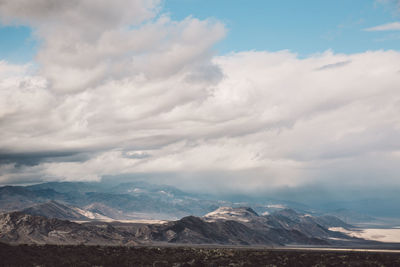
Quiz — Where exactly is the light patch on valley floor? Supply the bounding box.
[330,227,400,243]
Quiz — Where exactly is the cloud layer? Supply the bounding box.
[1,0,400,193]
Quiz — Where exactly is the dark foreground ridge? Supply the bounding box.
[1,243,400,267]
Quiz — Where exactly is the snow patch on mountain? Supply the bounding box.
[72,207,111,220]
[204,207,259,222]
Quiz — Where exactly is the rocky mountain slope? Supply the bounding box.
[22,201,89,221]
[0,212,137,245]
[204,207,259,222]
[0,206,373,247]
[203,207,361,245]
[21,201,110,221]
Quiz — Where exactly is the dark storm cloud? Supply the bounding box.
[0,151,91,166]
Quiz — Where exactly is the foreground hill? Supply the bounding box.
[203,207,364,245]
[0,212,137,245]
[0,211,287,246]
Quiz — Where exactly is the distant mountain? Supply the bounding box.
[0,186,39,212]
[26,182,107,194]
[0,181,390,225]
[0,186,68,212]
[107,181,191,198]
[313,214,355,229]
[327,208,377,224]
[0,182,222,220]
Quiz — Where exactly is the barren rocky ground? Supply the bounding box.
[1,243,400,267]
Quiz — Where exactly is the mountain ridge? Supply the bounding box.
[0,205,375,247]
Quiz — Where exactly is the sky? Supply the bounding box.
[3,0,400,62]
[0,0,400,196]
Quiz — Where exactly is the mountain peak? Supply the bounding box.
[204,206,259,222]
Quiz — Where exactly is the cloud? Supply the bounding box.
[0,0,159,26]
[1,1,400,193]
[365,22,400,31]
[2,48,400,192]
[0,0,225,93]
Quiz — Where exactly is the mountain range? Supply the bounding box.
[0,181,228,220]
[0,204,372,247]
[0,181,359,221]
[0,181,390,247]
